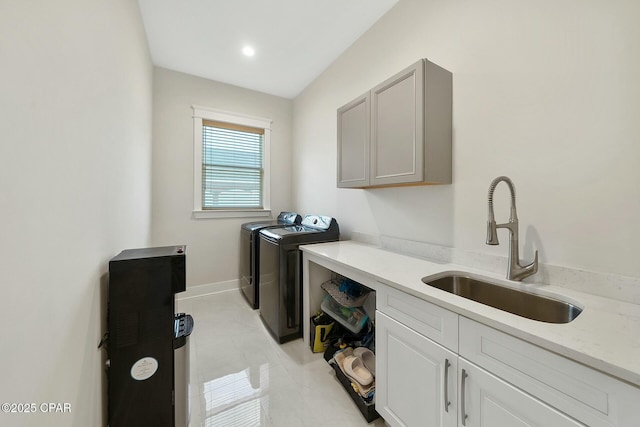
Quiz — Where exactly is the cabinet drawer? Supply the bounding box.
[459,317,640,427]
[377,285,458,352]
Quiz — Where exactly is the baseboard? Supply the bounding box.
[177,279,240,300]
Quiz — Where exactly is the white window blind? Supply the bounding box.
[201,120,264,209]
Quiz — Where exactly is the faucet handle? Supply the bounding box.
[486,221,499,245]
[509,250,539,281]
[526,250,539,273]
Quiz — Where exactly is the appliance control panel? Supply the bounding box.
[301,215,335,230]
[279,212,302,225]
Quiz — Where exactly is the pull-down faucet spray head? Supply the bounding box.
[486,209,499,245]
[486,176,517,245]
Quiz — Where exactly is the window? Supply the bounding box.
[202,121,263,209]
[192,107,271,218]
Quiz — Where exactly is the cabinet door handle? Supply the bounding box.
[444,359,451,412]
[461,369,468,426]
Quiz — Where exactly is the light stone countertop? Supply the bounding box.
[301,240,640,387]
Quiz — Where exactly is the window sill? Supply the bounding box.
[192,209,272,219]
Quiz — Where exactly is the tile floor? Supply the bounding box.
[177,289,386,427]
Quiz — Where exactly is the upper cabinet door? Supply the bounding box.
[337,92,370,188]
[370,60,425,186]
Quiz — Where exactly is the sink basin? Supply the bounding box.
[421,273,582,323]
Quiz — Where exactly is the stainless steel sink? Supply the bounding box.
[421,273,582,323]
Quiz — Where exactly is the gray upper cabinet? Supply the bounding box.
[337,59,452,188]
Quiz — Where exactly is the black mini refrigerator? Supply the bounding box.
[107,246,193,427]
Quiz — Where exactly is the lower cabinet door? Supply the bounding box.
[459,359,584,427]
[376,311,457,427]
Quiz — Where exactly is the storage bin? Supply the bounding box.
[323,346,380,423]
[321,294,369,334]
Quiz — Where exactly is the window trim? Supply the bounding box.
[192,106,271,219]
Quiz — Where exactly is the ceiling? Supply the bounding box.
[137,0,398,99]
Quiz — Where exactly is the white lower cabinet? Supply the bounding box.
[459,358,583,427]
[377,311,583,427]
[376,311,458,427]
[303,255,640,427]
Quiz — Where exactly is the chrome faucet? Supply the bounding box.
[486,176,538,281]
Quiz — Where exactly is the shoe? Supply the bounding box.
[351,380,376,400]
[333,348,376,399]
[353,347,376,376]
[343,355,373,386]
[333,347,353,371]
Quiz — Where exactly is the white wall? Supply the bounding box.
[292,0,640,280]
[151,67,293,287]
[0,1,152,425]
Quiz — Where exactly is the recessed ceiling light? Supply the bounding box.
[242,46,255,57]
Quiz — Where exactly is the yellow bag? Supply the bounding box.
[310,318,334,353]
